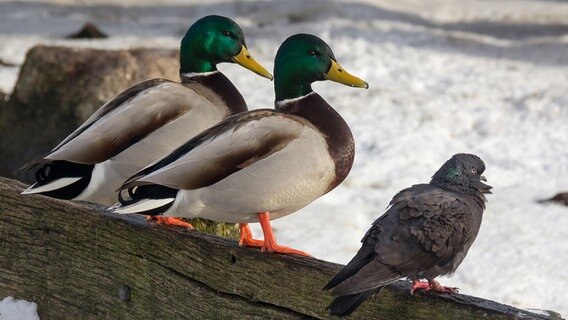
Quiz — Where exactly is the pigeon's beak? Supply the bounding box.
[474,176,492,194]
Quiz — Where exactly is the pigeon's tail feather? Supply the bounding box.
[21,160,94,200]
[331,260,402,297]
[323,248,376,291]
[327,288,380,316]
[112,184,178,216]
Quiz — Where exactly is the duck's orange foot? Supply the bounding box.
[411,280,458,294]
[256,211,312,257]
[239,223,264,248]
[261,242,311,256]
[146,216,194,229]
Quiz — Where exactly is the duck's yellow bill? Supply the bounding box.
[232,45,273,80]
[325,60,368,89]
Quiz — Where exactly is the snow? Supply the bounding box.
[0,297,39,320]
[1,0,567,317]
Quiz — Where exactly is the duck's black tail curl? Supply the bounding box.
[115,184,179,216]
[21,160,94,200]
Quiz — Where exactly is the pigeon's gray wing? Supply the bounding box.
[376,184,476,278]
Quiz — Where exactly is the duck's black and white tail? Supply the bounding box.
[21,160,94,200]
[111,184,179,216]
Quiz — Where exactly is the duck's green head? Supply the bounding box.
[274,33,368,101]
[180,15,272,79]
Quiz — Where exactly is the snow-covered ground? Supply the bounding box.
[0,297,39,320]
[1,0,567,317]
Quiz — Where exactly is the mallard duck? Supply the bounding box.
[21,15,272,222]
[112,33,368,255]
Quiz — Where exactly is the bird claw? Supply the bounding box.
[146,216,194,229]
[260,243,312,257]
[411,280,458,294]
[238,223,265,247]
[238,222,311,256]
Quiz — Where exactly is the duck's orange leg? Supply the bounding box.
[146,216,194,229]
[239,223,264,247]
[257,212,311,256]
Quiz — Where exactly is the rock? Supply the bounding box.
[0,91,6,112]
[0,45,179,182]
[66,22,108,39]
[539,192,568,206]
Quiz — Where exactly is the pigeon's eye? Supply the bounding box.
[471,168,477,174]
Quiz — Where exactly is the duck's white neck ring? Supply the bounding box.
[180,70,220,79]
[275,92,316,108]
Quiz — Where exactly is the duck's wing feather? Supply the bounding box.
[56,79,172,150]
[120,109,308,191]
[21,79,172,170]
[37,81,212,165]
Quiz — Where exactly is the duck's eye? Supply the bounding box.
[222,31,231,36]
[471,168,477,174]
[309,50,317,56]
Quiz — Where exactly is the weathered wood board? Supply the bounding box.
[0,177,559,319]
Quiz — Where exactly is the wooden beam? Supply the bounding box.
[0,177,559,319]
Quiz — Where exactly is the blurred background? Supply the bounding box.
[0,0,567,316]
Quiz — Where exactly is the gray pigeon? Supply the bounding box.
[324,153,492,316]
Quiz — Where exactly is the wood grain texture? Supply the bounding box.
[0,177,558,319]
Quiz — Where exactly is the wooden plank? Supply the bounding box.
[0,177,559,319]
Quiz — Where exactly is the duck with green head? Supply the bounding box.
[112,33,368,255]
[21,15,272,228]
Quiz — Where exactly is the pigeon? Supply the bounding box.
[324,153,492,316]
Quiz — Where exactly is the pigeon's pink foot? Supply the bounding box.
[411,280,459,294]
[410,280,429,294]
[146,216,194,229]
